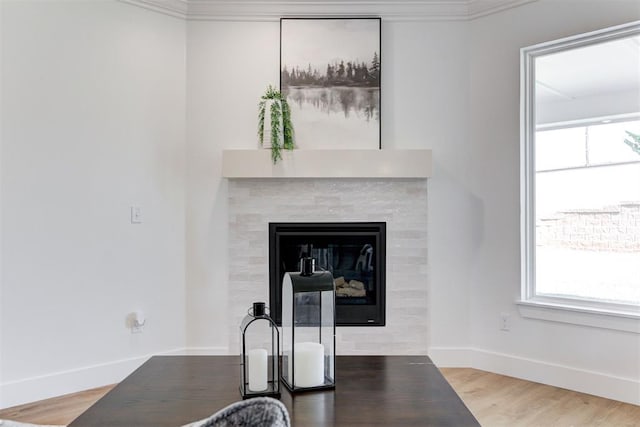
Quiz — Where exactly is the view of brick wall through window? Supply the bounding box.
[537,202,640,252]
[533,119,640,304]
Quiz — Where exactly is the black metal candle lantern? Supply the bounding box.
[240,302,280,399]
[281,257,336,393]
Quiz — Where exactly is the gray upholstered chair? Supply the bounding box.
[181,397,290,427]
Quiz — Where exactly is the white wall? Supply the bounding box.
[186,0,640,405]
[460,0,640,404]
[185,19,471,355]
[0,1,186,407]
[2,0,638,410]
[185,21,280,352]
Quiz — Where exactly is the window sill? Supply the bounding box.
[517,299,640,333]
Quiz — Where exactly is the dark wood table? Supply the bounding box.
[69,355,479,426]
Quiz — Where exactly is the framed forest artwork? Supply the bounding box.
[280,18,381,149]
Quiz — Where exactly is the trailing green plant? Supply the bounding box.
[623,130,640,156]
[258,85,295,163]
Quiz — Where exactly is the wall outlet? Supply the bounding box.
[131,323,144,334]
[126,311,146,333]
[500,312,511,331]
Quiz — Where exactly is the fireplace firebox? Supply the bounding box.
[269,222,386,326]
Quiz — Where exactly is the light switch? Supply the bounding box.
[131,206,142,224]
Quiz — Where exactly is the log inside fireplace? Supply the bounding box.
[269,222,386,326]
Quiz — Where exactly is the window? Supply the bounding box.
[520,22,640,326]
[535,120,640,305]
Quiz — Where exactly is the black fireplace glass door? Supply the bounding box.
[269,223,386,326]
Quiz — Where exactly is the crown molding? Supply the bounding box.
[185,1,467,21]
[121,0,538,21]
[467,0,536,19]
[120,0,189,19]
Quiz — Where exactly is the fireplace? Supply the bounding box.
[269,222,386,326]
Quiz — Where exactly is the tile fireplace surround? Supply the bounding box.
[228,178,428,355]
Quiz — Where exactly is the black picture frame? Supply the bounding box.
[280,17,382,149]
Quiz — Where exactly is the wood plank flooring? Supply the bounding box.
[0,368,638,426]
[0,385,114,426]
[440,368,640,427]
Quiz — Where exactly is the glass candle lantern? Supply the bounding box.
[240,302,280,399]
[281,257,336,392]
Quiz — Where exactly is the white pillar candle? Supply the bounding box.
[248,348,268,391]
[290,342,324,388]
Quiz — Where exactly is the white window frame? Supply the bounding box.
[519,21,640,333]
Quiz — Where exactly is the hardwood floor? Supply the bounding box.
[440,368,640,427]
[0,369,638,426]
[0,385,114,426]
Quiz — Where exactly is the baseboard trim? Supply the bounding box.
[428,346,473,367]
[5,346,636,408]
[429,346,640,405]
[0,347,186,409]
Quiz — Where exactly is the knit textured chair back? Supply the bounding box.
[181,397,290,427]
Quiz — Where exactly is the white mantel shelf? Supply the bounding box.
[222,149,432,179]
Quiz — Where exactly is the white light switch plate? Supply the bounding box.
[131,206,142,224]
